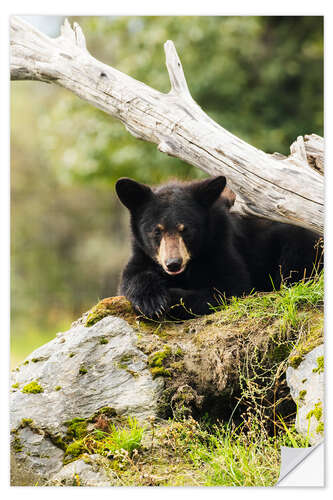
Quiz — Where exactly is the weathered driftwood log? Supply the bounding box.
[10,16,324,234]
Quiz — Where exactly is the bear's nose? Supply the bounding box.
[166,258,182,272]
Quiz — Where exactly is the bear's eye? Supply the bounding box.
[154,224,163,236]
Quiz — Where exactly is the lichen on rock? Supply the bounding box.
[22,381,44,394]
[286,344,324,444]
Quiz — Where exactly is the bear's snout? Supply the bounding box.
[166,258,183,273]
[156,233,191,275]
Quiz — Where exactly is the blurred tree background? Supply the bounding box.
[11,16,323,366]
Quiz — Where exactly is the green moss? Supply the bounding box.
[137,319,166,337]
[151,366,171,378]
[148,346,172,378]
[100,338,109,344]
[11,383,19,389]
[316,421,324,434]
[64,440,86,460]
[170,386,202,419]
[79,366,88,375]
[116,363,126,370]
[120,354,132,363]
[288,355,303,369]
[298,390,307,401]
[65,418,88,440]
[62,416,145,468]
[85,296,135,327]
[23,360,29,366]
[12,436,23,453]
[306,401,323,422]
[115,354,140,377]
[138,320,180,340]
[289,314,323,369]
[170,360,184,371]
[48,433,66,450]
[148,346,172,368]
[175,347,184,357]
[117,353,132,369]
[31,358,40,363]
[268,342,293,364]
[11,418,34,453]
[21,418,33,426]
[22,381,44,394]
[312,355,324,374]
[69,352,75,358]
[55,385,62,391]
[91,406,117,419]
[63,408,117,446]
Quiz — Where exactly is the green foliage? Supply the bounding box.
[64,416,145,463]
[97,415,309,486]
[102,416,145,455]
[189,424,307,486]
[216,271,323,328]
[42,15,323,187]
[276,416,310,449]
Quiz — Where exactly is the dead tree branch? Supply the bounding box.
[10,16,324,234]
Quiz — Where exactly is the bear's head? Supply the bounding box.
[115,176,227,276]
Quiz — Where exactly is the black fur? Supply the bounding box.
[116,176,323,319]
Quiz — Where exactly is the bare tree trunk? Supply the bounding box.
[10,16,324,234]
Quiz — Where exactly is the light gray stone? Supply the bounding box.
[50,455,111,486]
[10,315,164,484]
[13,426,64,477]
[286,344,324,445]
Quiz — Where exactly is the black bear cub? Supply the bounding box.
[116,176,322,319]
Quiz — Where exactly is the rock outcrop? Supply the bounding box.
[286,344,324,445]
[10,294,324,486]
[10,312,163,484]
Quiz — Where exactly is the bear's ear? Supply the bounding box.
[221,185,236,209]
[115,178,153,211]
[193,176,227,208]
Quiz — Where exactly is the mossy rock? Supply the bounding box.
[288,312,323,368]
[85,296,136,327]
[65,418,88,440]
[64,440,86,462]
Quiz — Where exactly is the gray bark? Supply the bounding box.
[10,16,324,234]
